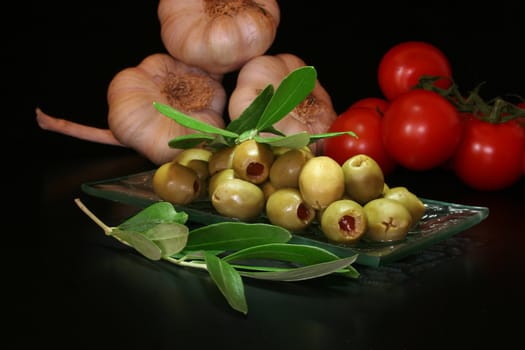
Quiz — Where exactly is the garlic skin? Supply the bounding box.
[36,53,226,165]
[158,0,280,75]
[107,53,226,164]
[228,53,338,154]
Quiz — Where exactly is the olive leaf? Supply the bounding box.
[254,130,358,149]
[143,223,189,257]
[308,131,358,142]
[255,66,316,132]
[237,257,359,281]
[167,133,216,149]
[112,229,163,261]
[222,243,349,265]
[113,210,190,259]
[153,101,239,139]
[222,243,360,281]
[226,84,274,134]
[118,201,188,232]
[254,131,311,149]
[185,222,292,251]
[204,251,248,315]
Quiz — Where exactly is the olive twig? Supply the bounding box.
[164,256,209,270]
[74,198,112,235]
[158,66,357,152]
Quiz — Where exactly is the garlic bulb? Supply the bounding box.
[107,53,227,164]
[158,0,280,75]
[228,53,338,154]
[36,53,227,165]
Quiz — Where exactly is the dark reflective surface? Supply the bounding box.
[18,149,523,349]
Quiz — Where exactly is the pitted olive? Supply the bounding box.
[269,148,313,189]
[152,162,203,205]
[211,178,265,221]
[266,188,316,232]
[362,198,412,243]
[232,139,274,184]
[383,186,426,226]
[299,156,345,210]
[320,199,367,244]
[342,154,384,205]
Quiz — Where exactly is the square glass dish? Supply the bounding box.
[81,170,489,267]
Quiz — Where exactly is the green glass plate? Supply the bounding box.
[81,170,489,267]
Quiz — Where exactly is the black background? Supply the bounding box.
[6,2,524,348]
[16,0,524,162]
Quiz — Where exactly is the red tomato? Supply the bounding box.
[349,97,390,116]
[382,89,462,171]
[452,117,525,191]
[378,41,453,101]
[323,107,397,175]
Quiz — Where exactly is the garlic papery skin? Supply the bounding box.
[228,53,338,154]
[158,0,280,75]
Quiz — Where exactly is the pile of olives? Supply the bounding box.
[152,140,426,245]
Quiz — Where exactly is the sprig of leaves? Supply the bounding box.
[153,66,356,151]
[75,199,359,315]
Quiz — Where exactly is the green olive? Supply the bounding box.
[341,154,384,205]
[173,148,212,164]
[382,182,390,196]
[260,180,277,201]
[299,156,345,210]
[208,146,235,176]
[173,148,212,182]
[272,146,314,158]
[266,188,316,232]
[184,159,210,182]
[152,162,203,205]
[232,139,274,184]
[362,198,412,243]
[269,148,312,189]
[211,178,265,221]
[383,186,426,226]
[320,199,367,244]
[271,146,294,157]
[208,168,235,197]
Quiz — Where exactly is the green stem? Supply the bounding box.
[74,198,113,235]
[489,98,505,123]
[164,256,209,271]
[415,76,525,124]
[75,198,212,272]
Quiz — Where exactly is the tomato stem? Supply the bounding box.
[415,76,525,124]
